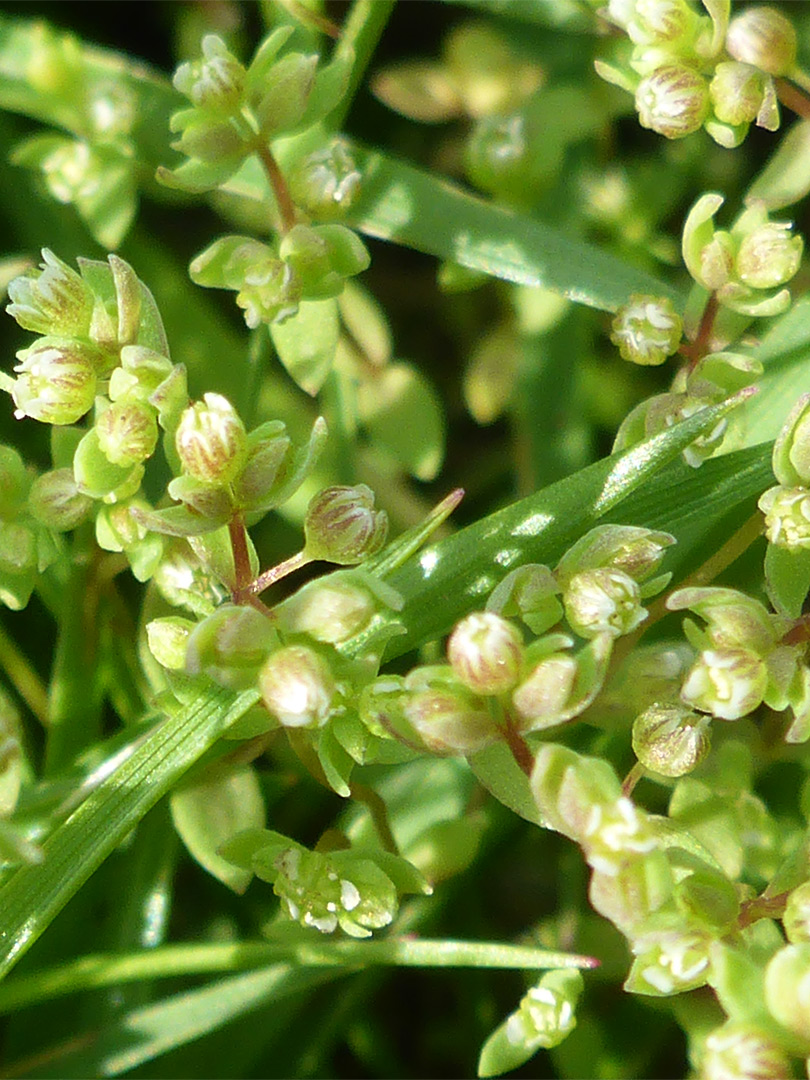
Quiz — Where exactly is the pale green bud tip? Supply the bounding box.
[27,468,92,531]
[186,605,277,690]
[304,484,388,565]
[625,0,697,47]
[736,221,803,290]
[447,611,524,694]
[710,62,768,126]
[727,6,797,77]
[146,617,195,670]
[6,249,93,337]
[635,65,710,139]
[701,1023,792,1080]
[759,485,810,550]
[259,645,336,728]
[512,654,577,731]
[175,392,247,483]
[11,339,98,425]
[174,35,245,112]
[96,400,159,467]
[564,568,646,639]
[784,882,810,944]
[283,579,376,644]
[632,703,711,777]
[288,138,363,221]
[610,294,683,366]
[681,647,767,720]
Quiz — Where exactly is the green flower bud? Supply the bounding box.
[610,294,683,366]
[667,586,777,654]
[701,1022,792,1080]
[173,35,246,113]
[281,575,382,645]
[287,138,362,221]
[259,645,336,728]
[759,485,810,550]
[230,426,291,510]
[771,394,810,486]
[0,520,40,610]
[10,338,98,425]
[556,524,676,586]
[680,647,767,720]
[727,6,797,77]
[27,468,92,531]
[96,400,159,467]
[0,445,31,519]
[248,51,318,137]
[625,0,701,48]
[628,928,711,995]
[512,652,577,732]
[153,544,226,617]
[402,679,497,755]
[635,64,710,139]
[735,220,803,290]
[110,346,174,403]
[279,224,370,301]
[185,605,278,690]
[175,393,247,484]
[447,611,524,695]
[6,249,93,337]
[632,703,711,777]
[146,616,195,671]
[764,943,810,1040]
[564,568,646,639]
[304,485,388,565]
[172,114,248,165]
[783,882,810,944]
[236,258,301,328]
[486,563,562,636]
[709,62,769,126]
[531,743,624,844]
[582,795,658,874]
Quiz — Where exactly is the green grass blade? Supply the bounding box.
[0,688,259,980]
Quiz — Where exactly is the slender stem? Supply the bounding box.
[679,291,718,369]
[228,512,253,601]
[611,511,764,670]
[350,782,399,854]
[322,368,356,484]
[500,715,534,778]
[324,0,397,132]
[789,66,810,96]
[274,0,341,37]
[621,761,644,798]
[248,549,313,596]
[255,143,297,234]
[776,77,810,120]
[736,889,789,930]
[0,618,49,727]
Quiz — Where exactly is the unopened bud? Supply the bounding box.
[27,468,92,531]
[146,616,195,671]
[632,702,711,777]
[249,52,318,137]
[764,944,810,1041]
[610,294,683,367]
[281,576,379,644]
[759,485,810,550]
[447,611,524,695]
[783,882,810,944]
[236,258,301,328]
[11,338,99,425]
[259,644,336,728]
[186,605,278,690]
[680,646,767,720]
[280,224,370,300]
[709,62,769,126]
[735,220,803,290]
[727,6,797,77]
[402,680,497,755]
[96,400,159,467]
[175,393,247,483]
[625,0,699,46]
[304,484,388,565]
[6,249,93,337]
[564,568,646,639]
[701,1022,792,1080]
[635,64,710,139]
[287,138,363,221]
[0,445,30,519]
[512,653,577,732]
[174,35,245,112]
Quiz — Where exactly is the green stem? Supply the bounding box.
[349,782,398,854]
[324,0,397,132]
[248,548,313,596]
[322,367,356,484]
[0,937,598,1015]
[0,618,49,727]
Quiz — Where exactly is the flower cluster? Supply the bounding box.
[595,2,799,148]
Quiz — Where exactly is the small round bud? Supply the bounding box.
[783,882,810,944]
[282,577,378,644]
[0,445,30,519]
[709,62,768,126]
[702,1022,792,1080]
[512,653,577,733]
[759,485,810,550]
[175,393,247,484]
[304,485,388,565]
[727,6,797,77]
[402,684,497,755]
[11,338,98,425]
[186,605,278,690]
[27,468,92,531]
[764,944,810,1041]
[146,616,195,671]
[173,35,245,112]
[287,138,363,221]
[96,400,159,467]
[259,645,336,728]
[625,0,698,47]
[635,64,710,139]
[6,249,94,337]
[249,52,319,137]
[735,221,803,290]
[680,646,767,720]
[632,703,711,777]
[564,568,646,639]
[610,294,683,366]
[447,611,524,695]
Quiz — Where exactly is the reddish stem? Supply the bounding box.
[776,78,810,121]
[501,717,534,778]
[228,512,253,600]
[678,291,719,370]
[621,761,644,798]
[256,143,297,234]
[737,890,789,930]
[247,549,312,597]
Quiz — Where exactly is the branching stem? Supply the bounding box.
[255,143,297,234]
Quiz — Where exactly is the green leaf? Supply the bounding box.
[169,762,267,893]
[764,541,810,617]
[73,428,140,500]
[270,297,340,395]
[356,362,444,481]
[0,687,259,979]
[746,119,810,211]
